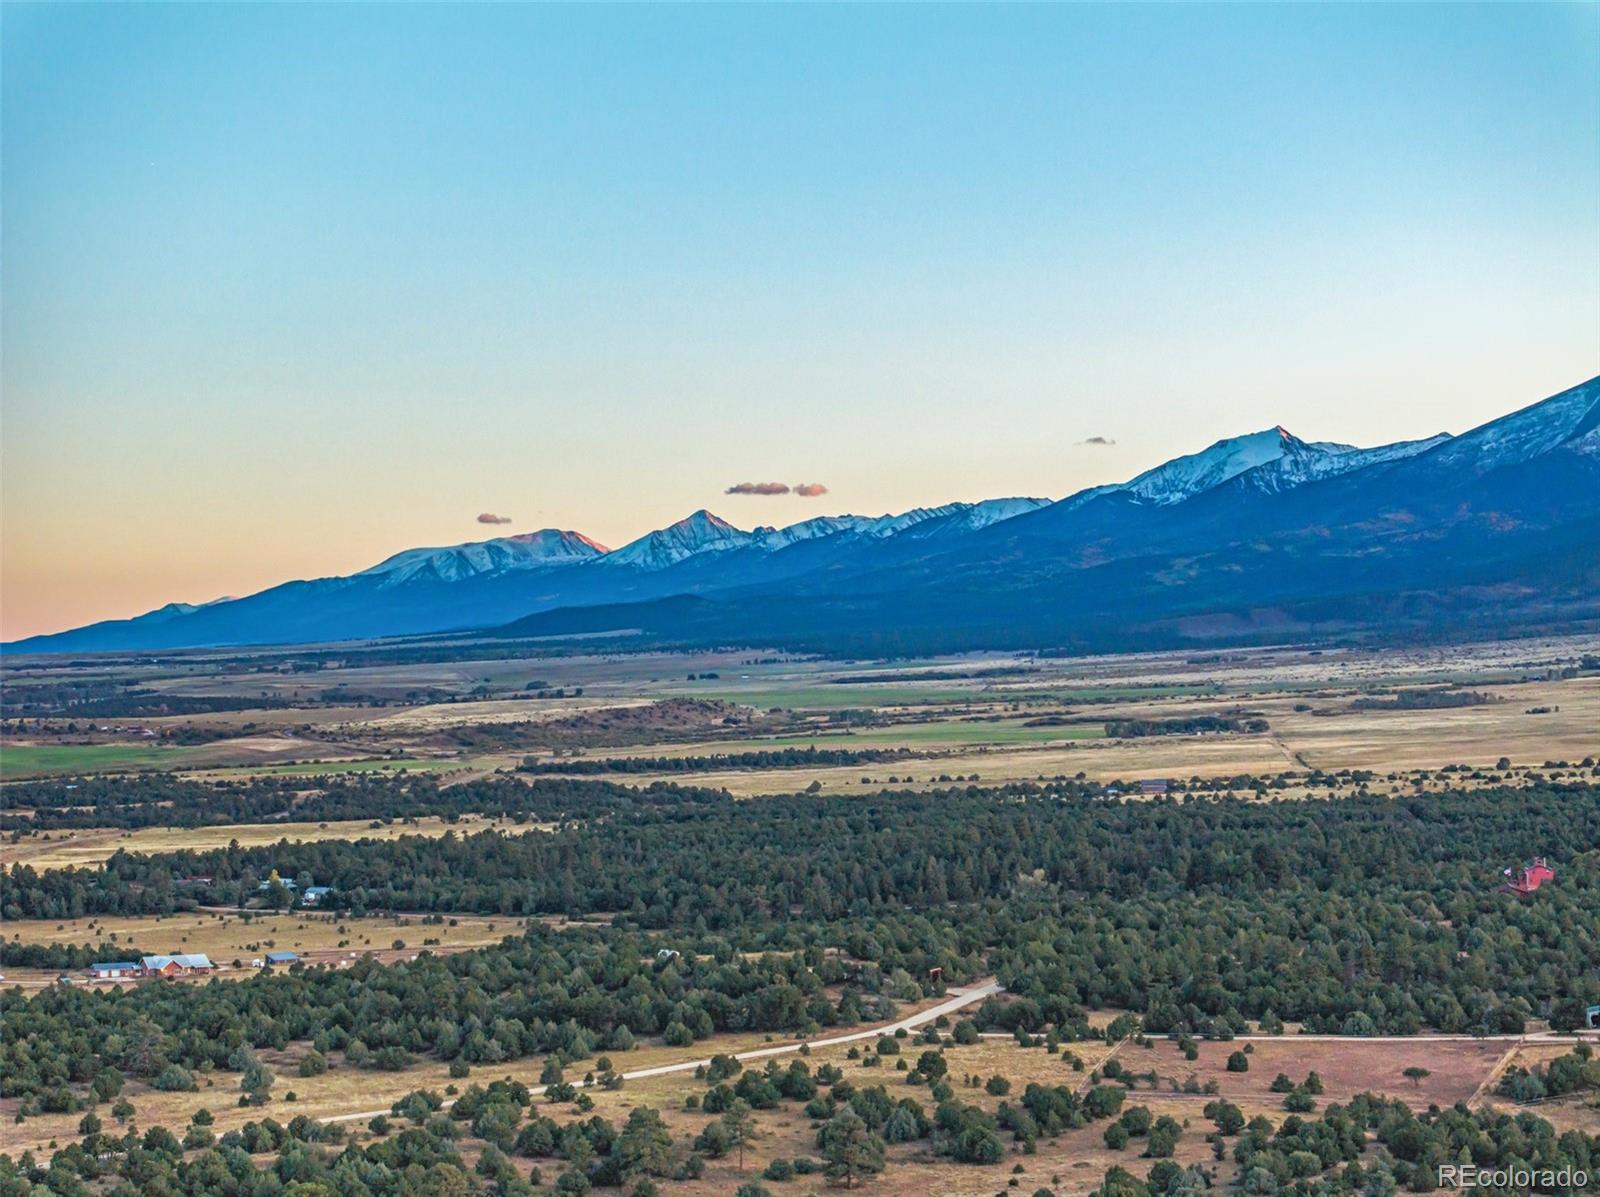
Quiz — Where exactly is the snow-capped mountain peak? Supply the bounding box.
[359,528,608,585]
[1234,431,1452,496]
[1120,427,1328,505]
[1054,423,1462,512]
[604,509,754,569]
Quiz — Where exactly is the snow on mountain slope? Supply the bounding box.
[359,529,609,585]
[603,510,756,569]
[891,497,1051,538]
[1236,432,1452,495]
[1051,425,1464,514]
[748,515,879,550]
[851,499,1045,539]
[1049,427,1307,514]
[860,504,965,536]
[1121,427,1338,505]
[597,500,1049,570]
[1403,376,1600,478]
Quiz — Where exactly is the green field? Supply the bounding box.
[0,743,206,778]
[690,718,1108,749]
[682,685,982,709]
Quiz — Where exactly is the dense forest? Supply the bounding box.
[0,926,915,1107]
[3,770,1600,1194]
[5,785,1599,1044]
[0,774,727,832]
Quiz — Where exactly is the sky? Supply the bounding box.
[3,4,1598,640]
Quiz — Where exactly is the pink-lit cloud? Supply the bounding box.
[477,512,514,524]
[725,482,791,496]
[794,482,828,497]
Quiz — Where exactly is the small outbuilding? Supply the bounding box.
[265,951,299,966]
[89,962,139,980]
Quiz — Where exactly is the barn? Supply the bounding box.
[1500,857,1555,896]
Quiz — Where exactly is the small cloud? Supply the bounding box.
[1077,436,1116,447]
[477,512,513,524]
[794,482,828,497]
[725,482,791,496]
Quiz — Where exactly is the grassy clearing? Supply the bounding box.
[0,908,522,957]
[0,743,207,778]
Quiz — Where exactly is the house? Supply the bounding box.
[88,962,139,980]
[1499,857,1556,896]
[257,878,298,892]
[299,886,333,906]
[1138,779,1170,796]
[139,953,215,977]
[265,951,299,966]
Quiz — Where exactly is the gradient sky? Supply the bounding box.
[4,4,1598,639]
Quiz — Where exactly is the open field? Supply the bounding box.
[4,636,1595,788]
[1110,1035,1510,1111]
[4,1008,1589,1190]
[0,908,528,958]
[0,738,396,781]
[0,813,549,870]
[0,742,210,777]
[512,674,1597,797]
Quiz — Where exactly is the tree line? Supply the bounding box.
[518,745,913,775]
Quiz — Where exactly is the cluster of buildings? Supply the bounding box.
[83,950,303,982]
[255,879,334,905]
[87,953,215,981]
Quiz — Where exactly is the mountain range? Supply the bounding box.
[9,376,1598,656]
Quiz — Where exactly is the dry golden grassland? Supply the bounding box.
[1,908,522,957]
[4,635,1594,787]
[513,674,1597,797]
[4,1025,1573,1196]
